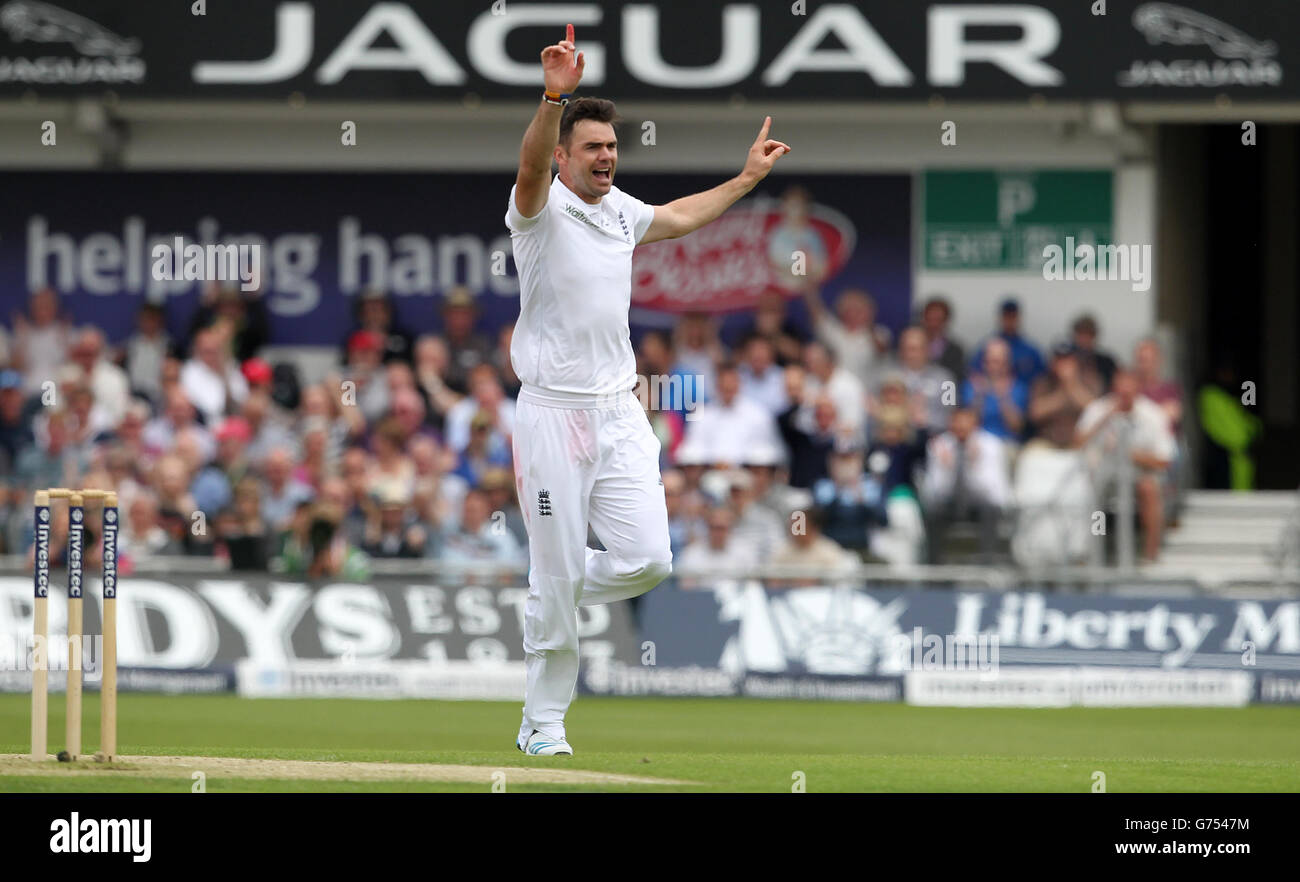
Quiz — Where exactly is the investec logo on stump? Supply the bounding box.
[50,813,151,863]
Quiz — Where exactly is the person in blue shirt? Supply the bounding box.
[961,338,1029,443]
[969,298,1045,385]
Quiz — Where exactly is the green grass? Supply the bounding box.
[2,693,1298,792]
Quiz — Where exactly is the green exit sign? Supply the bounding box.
[923,170,1113,271]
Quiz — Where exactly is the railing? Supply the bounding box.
[2,555,1296,595]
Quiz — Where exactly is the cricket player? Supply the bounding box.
[508,24,791,755]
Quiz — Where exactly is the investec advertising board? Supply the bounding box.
[0,1,1295,100]
[1,575,1297,705]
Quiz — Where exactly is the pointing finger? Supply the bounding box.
[756,116,771,143]
[566,23,574,45]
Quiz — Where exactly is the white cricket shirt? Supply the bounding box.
[506,176,656,405]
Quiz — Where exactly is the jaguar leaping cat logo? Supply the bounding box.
[0,1,140,56]
[1133,3,1277,60]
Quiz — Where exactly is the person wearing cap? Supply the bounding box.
[1069,314,1118,393]
[969,299,1046,385]
[192,415,255,516]
[342,328,391,423]
[440,287,494,396]
[343,290,413,366]
[1028,342,1102,448]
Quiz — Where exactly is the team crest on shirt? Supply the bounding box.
[538,490,553,516]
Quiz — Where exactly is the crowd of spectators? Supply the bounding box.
[0,283,1186,580]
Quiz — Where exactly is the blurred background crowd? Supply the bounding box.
[0,276,1258,580]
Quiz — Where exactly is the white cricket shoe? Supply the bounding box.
[517,729,573,756]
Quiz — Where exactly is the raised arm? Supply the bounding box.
[514,24,585,220]
[642,117,791,245]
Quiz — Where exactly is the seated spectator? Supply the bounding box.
[921,407,1011,563]
[0,369,34,471]
[801,340,866,438]
[1134,338,1182,435]
[723,469,787,563]
[919,296,967,383]
[479,466,526,546]
[11,287,71,397]
[362,487,429,559]
[413,334,464,432]
[69,327,131,427]
[275,500,371,581]
[122,491,182,559]
[56,366,114,448]
[801,286,892,388]
[890,327,955,434]
[672,312,725,404]
[440,488,525,565]
[743,444,811,523]
[452,409,512,487]
[679,361,781,467]
[1069,314,1118,392]
[969,298,1045,385]
[145,384,209,455]
[192,416,253,516]
[241,389,298,464]
[733,288,808,367]
[259,446,314,533]
[344,290,413,366]
[1027,343,1102,448]
[154,452,199,525]
[181,325,249,427]
[662,468,703,558]
[187,284,268,363]
[15,408,85,492]
[298,383,364,463]
[737,334,789,416]
[1075,369,1175,561]
[812,446,888,559]
[341,329,390,423]
[866,374,930,495]
[961,338,1028,444]
[444,288,493,395]
[444,363,514,454]
[221,476,270,570]
[676,504,754,587]
[125,302,171,405]
[441,288,494,395]
[778,371,839,488]
[768,506,858,585]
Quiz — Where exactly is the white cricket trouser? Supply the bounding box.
[512,388,673,743]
